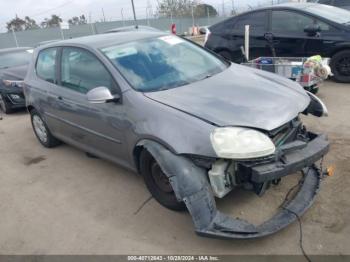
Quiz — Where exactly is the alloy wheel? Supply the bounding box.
[336,56,350,77]
[32,115,48,143]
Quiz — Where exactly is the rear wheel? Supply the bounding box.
[30,109,61,148]
[0,94,12,114]
[331,50,350,83]
[140,150,186,211]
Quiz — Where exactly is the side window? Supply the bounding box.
[318,0,332,4]
[61,47,115,94]
[36,48,57,83]
[272,11,331,32]
[334,0,346,7]
[233,11,267,34]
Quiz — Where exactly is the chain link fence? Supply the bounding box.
[0,17,226,49]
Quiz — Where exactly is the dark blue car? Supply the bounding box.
[0,47,33,113]
[205,3,350,82]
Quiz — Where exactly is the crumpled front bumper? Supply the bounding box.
[141,133,329,239]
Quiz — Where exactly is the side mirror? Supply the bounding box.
[87,86,120,104]
[304,24,321,36]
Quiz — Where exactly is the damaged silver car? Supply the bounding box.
[24,32,330,239]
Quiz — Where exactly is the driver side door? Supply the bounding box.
[51,47,129,167]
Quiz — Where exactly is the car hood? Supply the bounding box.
[144,64,310,131]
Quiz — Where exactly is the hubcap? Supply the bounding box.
[337,57,350,76]
[33,115,48,143]
[151,162,173,193]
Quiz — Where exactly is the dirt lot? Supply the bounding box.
[0,81,349,255]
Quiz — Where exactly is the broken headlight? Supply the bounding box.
[210,127,275,159]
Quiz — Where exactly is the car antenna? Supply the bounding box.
[131,0,139,29]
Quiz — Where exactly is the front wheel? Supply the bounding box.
[30,109,61,148]
[140,150,186,211]
[331,50,350,83]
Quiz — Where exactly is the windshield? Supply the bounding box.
[0,49,33,69]
[305,4,350,24]
[101,36,228,92]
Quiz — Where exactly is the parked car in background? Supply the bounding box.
[0,47,33,113]
[205,3,350,82]
[105,25,161,34]
[308,0,350,10]
[24,32,330,239]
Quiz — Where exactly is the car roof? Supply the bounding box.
[105,25,161,34]
[0,47,32,54]
[229,2,325,16]
[42,31,166,50]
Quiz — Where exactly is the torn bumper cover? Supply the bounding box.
[142,133,329,239]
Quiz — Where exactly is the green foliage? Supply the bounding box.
[68,15,87,26]
[40,15,63,28]
[157,0,217,17]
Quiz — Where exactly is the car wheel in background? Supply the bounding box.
[140,150,186,211]
[0,94,12,114]
[331,50,350,83]
[30,109,61,148]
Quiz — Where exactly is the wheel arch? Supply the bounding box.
[330,46,350,58]
[132,138,178,174]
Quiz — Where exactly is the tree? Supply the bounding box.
[41,14,63,28]
[194,4,217,17]
[24,16,39,30]
[6,16,40,32]
[157,0,200,17]
[68,15,87,26]
[6,16,26,32]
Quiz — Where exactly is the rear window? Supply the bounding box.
[36,48,57,83]
[210,18,237,32]
[233,11,268,33]
[334,0,347,7]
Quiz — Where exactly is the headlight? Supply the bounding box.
[210,127,275,159]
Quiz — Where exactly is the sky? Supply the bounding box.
[0,0,268,32]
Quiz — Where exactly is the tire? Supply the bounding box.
[331,50,350,83]
[0,94,12,114]
[30,109,61,148]
[140,150,186,211]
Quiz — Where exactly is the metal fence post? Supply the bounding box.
[11,28,19,47]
